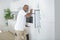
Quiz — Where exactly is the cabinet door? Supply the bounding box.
[34,9,41,32]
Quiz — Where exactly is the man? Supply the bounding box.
[15,5,32,40]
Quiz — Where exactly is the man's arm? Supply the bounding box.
[25,9,33,18]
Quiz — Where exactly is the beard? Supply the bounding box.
[25,10,28,12]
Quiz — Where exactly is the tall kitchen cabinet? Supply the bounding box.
[27,9,40,40]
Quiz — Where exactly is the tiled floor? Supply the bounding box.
[0,31,15,40]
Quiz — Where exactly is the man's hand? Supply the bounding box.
[25,9,33,18]
[25,25,29,27]
[30,9,33,13]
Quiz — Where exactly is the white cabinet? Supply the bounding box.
[8,20,16,33]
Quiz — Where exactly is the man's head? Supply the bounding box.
[23,5,29,12]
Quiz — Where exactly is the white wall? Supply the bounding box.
[0,0,10,30]
[55,0,60,40]
[39,0,55,40]
[10,0,29,11]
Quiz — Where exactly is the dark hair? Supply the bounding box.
[23,5,29,7]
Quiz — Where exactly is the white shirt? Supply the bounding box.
[15,10,27,31]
